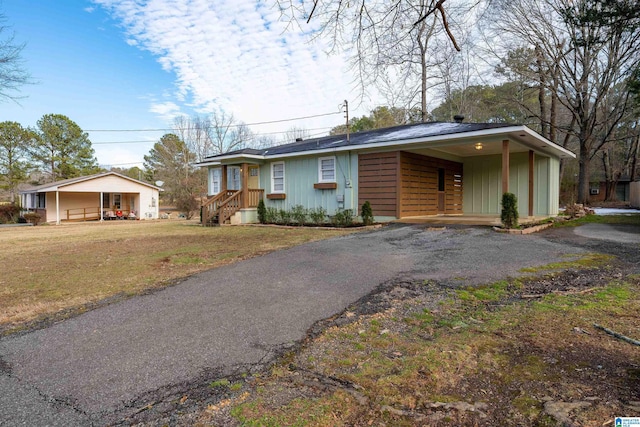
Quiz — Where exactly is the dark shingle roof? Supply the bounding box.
[203,122,515,160]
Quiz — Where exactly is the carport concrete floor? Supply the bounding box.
[396,214,550,226]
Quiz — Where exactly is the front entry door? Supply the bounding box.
[248,165,259,189]
[437,168,445,214]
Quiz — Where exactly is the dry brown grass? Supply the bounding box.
[0,220,354,327]
[221,273,640,427]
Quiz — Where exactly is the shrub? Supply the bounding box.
[175,193,199,220]
[361,201,374,226]
[290,204,307,225]
[309,207,327,225]
[501,192,519,229]
[257,199,266,224]
[278,209,292,225]
[0,204,20,224]
[23,212,42,225]
[264,207,278,224]
[332,209,354,227]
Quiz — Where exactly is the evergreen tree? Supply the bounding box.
[33,114,100,181]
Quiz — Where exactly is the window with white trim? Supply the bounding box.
[318,156,336,182]
[271,162,285,193]
[228,167,241,190]
[210,168,222,194]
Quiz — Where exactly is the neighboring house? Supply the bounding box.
[20,172,161,224]
[196,121,576,225]
[588,179,632,203]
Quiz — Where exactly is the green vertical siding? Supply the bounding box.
[509,152,530,218]
[262,153,354,215]
[463,155,502,214]
[464,153,533,216]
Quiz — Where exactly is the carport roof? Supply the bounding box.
[20,172,161,193]
[196,121,576,166]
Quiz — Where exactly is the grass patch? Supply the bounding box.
[0,221,354,328]
[519,252,614,273]
[554,213,640,227]
[220,277,640,427]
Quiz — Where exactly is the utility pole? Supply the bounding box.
[344,99,350,142]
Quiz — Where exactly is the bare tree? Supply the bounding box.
[281,126,310,143]
[276,0,472,120]
[0,13,31,102]
[485,0,640,204]
[209,111,252,155]
[173,115,212,162]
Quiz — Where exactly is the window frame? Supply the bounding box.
[210,167,222,194]
[318,156,336,183]
[271,161,285,193]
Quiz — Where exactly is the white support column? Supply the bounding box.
[56,191,60,225]
[100,192,104,222]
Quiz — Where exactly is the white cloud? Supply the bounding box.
[92,0,371,138]
[149,101,183,122]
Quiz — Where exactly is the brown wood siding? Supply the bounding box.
[358,152,399,217]
[399,152,463,217]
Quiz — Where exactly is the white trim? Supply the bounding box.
[318,156,336,183]
[270,161,285,193]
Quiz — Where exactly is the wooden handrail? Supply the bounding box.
[201,190,236,224]
[247,189,264,207]
[218,191,242,224]
[202,188,265,225]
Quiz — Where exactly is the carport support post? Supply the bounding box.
[502,140,510,193]
[100,192,104,222]
[56,190,60,225]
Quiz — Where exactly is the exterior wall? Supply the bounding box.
[358,152,399,217]
[59,192,101,221]
[464,153,560,217]
[399,152,463,216]
[260,153,356,216]
[463,155,502,215]
[534,156,550,216]
[631,182,640,208]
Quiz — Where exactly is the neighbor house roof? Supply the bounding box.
[20,172,162,194]
[196,121,575,166]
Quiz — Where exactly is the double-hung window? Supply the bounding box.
[210,168,222,194]
[271,162,285,193]
[318,156,336,183]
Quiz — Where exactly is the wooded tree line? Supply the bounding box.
[0,114,100,203]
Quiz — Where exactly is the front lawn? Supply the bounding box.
[0,221,353,331]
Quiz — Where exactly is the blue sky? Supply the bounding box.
[0,0,365,169]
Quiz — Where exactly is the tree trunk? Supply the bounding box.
[577,146,590,204]
[536,46,548,138]
[420,39,428,122]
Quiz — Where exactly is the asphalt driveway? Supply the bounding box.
[0,223,631,425]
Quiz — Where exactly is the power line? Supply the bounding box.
[91,126,335,145]
[86,111,342,132]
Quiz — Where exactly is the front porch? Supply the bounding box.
[201,189,264,225]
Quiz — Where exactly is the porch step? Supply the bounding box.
[203,214,230,226]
